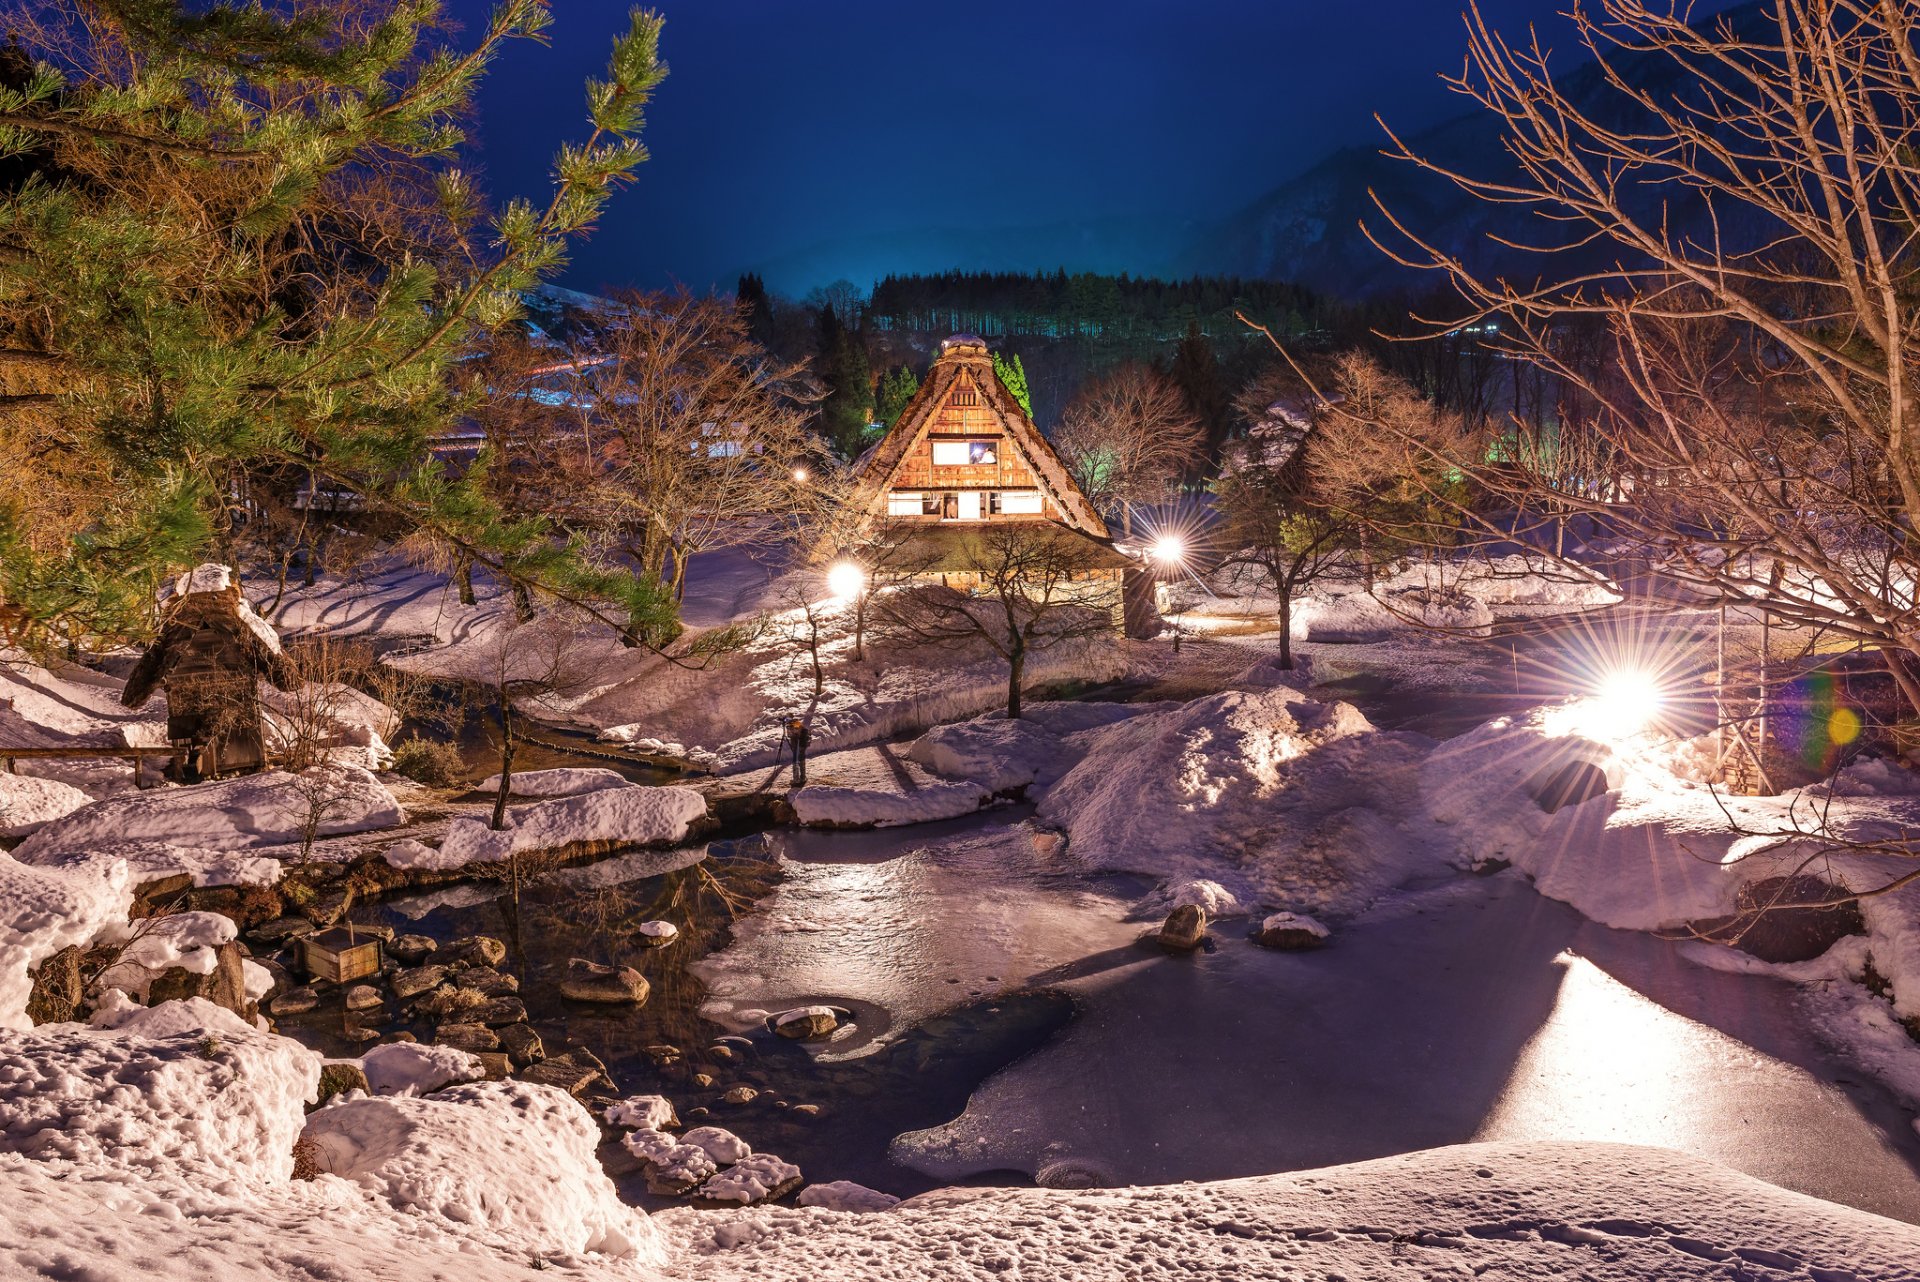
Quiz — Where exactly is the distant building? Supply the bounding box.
[847,335,1150,631]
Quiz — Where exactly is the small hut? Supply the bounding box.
[123,565,294,781]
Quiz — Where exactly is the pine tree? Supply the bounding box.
[0,2,675,648]
[993,350,1033,419]
[816,305,873,458]
[736,272,776,349]
[874,364,920,427]
[1170,320,1230,462]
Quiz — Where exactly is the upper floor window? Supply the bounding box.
[931,440,997,467]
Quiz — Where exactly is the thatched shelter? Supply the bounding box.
[123,565,294,781]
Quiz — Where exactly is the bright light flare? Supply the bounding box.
[792,467,810,483]
[1560,668,1665,742]
[1150,534,1186,566]
[826,561,865,601]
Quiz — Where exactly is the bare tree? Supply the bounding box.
[1053,364,1203,539]
[472,610,603,832]
[872,523,1120,719]
[1362,0,1920,720]
[571,289,822,602]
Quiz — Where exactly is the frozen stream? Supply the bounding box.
[699,814,1920,1224]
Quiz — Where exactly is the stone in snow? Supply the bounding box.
[498,1022,545,1068]
[605,1094,678,1131]
[681,1125,751,1165]
[560,957,649,1005]
[625,1128,717,1195]
[1255,911,1331,950]
[700,1153,802,1205]
[796,1180,901,1213]
[773,1005,838,1040]
[634,920,679,949]
[1158,903,1208,952]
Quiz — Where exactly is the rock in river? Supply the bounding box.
[560,958,649,1005]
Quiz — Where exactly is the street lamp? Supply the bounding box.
[827,560,868,661]
[1150,536,1188,652]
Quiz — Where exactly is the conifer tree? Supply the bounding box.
[0,1,674,648]
[1169,320,1229,461]
[874,364,919,427]
[815,304,872,458]
[992,350,1032,418]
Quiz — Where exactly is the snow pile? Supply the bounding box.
[605,1094,677,1130]
[795,1180,900,1213]
[260,681,397,772]
[436,783,707,865]
[0,651,164,746]
[303,1080,663,1266]
[380,837,455,870]
[1388,554,1621,608]
[1297,584,1495,641]
[0,850,132,1029]
[700,1152,800,1204]
[1038,687,1441,914]
[907,716,1066,793]
[477,766,632,798]
[789,744,991,828]
[0,772,91,839]
[0,997,318,1183]
[654,1141,1920,1280]
[13,765,405,869]
[93,910,237,1000]
[359,1041,484,1097]
[1143,878,1248,919]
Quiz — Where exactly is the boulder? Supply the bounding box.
[475,996,529,1026]
[1157,904,1208,952]
[721,1086,759,1106]
[435,1022,500,1053]
[148,940,255,1021]
[250,917,316,945]
[773,1006,838,1041]
[681,1125,751,1164]
[344,984,384,1012]
[389,964,447,1001]
[473,1052,514,1081]
[387,934,438,965]
[797,1181,900,1213]
[605,1095,677,1130]
[634,920,680,949]
[271,985,319,1017]
[24,945,85,1025]
[1696,875,1866,963]
[699,1153,802,1205]
[313,1061,370,1108]
[560,958,649,1005]
[442,936,508,968]
[624,1128,718,1196]
[1254,912,1331,950]
[455,966,520,997]
[520,1050,608,1096]
[498,1023,546,1068]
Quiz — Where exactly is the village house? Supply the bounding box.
[846,335,1153,632]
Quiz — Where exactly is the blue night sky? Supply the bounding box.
[448,2,1703,295]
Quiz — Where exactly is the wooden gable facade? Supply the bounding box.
[852,335,1109,537]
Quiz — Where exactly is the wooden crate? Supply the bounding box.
[301,928,382,985]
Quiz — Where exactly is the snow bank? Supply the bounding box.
[0,772,91,839]
[359,1041,483,1097]
[654,1141,1920,1280]
[14,765,405,866]
[0,851,132,1029]
[436,784,707,865]
[303,1080,663,1266]
[1039,687,1441,915]
[1298,585,1494,641]
[907,717,1065,793]
[789,745,991,829]
[796,1180,900,1212]
[477,766,632,798]
[0,997,318,1183]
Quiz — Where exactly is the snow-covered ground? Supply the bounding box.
[7,548,1920,1279]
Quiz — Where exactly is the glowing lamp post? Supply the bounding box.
[827,560,868,660]
[1150,536,1188,652]
[792,466,810,484]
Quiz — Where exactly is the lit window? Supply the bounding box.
[931,440,998,466]
[888,491,923,517]
[1000,490,1043,514]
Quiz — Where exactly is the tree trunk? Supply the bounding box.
[491,704,515,831]
[1006,640,1026,719]
[457,555,477,606]
[1277,588,1294,670]
[510,580,534,623]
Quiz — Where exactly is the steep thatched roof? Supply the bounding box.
[852,336,1109,539]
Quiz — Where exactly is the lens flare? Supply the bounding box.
[826,561,865,601]
[1561,669,1665,742]
[1151,535,1186,565]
